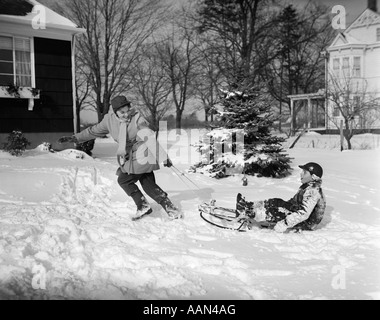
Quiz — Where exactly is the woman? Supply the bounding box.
[59,95,182,221]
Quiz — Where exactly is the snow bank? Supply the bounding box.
[283,133,380,150]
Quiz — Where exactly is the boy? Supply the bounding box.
[237,162,326,233]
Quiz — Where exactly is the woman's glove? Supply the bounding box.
[163,158,173,168]
[58,135,78,144]
[274,219,288,233]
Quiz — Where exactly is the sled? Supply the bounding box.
[198,200,276,231]
[198,201,251,232]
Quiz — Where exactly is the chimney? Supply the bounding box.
[368,0,377,12]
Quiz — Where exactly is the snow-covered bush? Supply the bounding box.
[2,130,31,157]
[37,142,53,152]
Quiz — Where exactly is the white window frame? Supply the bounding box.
[0,34,35,87]
[0,35,39,110]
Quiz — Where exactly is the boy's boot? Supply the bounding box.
[236,193,255,218]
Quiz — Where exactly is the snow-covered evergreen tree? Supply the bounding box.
[193,87,292,179]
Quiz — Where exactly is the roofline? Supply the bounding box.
[346,8,368,31]
[329,33,347,47]
[346,8,380,33]
[327,43,380,52]
[0,15,86,35]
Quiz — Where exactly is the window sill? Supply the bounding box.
[0,86,40,111]
[0,86,40,99]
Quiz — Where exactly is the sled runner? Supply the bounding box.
[199,201,251,232]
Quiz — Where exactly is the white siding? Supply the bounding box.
[365,46,380,93]
[350,24,380,44]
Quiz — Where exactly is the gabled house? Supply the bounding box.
[287,0,380,135]
[0,0,85,148]
[326,0,380,132]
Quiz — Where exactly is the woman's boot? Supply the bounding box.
[160,197,182,220]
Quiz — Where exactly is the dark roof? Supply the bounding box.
[0,0,34,16]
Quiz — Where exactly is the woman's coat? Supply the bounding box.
[75,110,167,175]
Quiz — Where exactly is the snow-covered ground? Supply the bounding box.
[0,131,379,300]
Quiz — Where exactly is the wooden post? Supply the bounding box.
[340,119,344,152]
[290,99,294,136]
[307,98,312,129]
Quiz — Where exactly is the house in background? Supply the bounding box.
[326,0,380,133]
[287,0,380,135]
[0,0,85,149]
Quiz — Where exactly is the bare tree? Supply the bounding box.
[56,0,168,123]
[129,43,172,132]
[74,57,92,131]
[261,2,334,131]
[192,39,224,123]
[195,0,280,87]
[328,74,380,149]
[156,16,201,131]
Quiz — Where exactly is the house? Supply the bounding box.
[326,0,380,133]
[0,0,85,149]
[287,0,380,134]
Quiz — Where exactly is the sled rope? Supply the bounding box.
[171,165,202,190]
[170,167,200,199]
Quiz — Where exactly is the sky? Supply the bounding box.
[293,0,368,24]
[38,0,368,19]
[37,0,369,33]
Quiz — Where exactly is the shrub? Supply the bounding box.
[3,130,31,156]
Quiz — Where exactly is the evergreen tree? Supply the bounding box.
[194,87,292,179]
[3,130,31,157]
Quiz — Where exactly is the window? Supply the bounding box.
[377,28,380,42]
[342,57,350,77]
[333,58,340,76]
[333,105,341,117]
[0,36,32,86]
[353,57,361,77]
[352,96,361,114]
